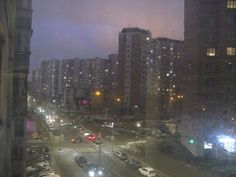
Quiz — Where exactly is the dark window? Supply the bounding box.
[227,31,236,40]
[208,16,215,25]
[206,78,215,88]
[206,63,215,72]
[207,0,216,11]
[14,118,24,137]
[208,32,215,41]
[226,62,233,70]
[228,16,236,24]
[11,145,23,160]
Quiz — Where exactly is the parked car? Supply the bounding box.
[71,137,82,143]
[125,159,141,169]
[113,151,128,160]
[138,167,157,177]
[75,155,87,167]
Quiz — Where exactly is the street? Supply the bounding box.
[29,110,219,177]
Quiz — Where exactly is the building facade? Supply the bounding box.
[87,57,106,92]
[117,27,151,112]
[104,54,118,92]
[180,0,236,156]
[31,69,42,96]
[41,59,60,100]
[11,0,33,176]
[146,38,184,121]
[0,0,16,176]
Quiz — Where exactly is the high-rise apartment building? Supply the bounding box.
[32,69,42,96]
[74,58,89,93]
[104,54,118,92]
[180,0,236,156]
[88,57,106,92]
[60,59,74,93]
[41,59,60,99]
[146,38,183,121]
[117,27,151,112]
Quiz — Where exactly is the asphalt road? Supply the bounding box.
[32,110,219,177]
[41,118,141,177]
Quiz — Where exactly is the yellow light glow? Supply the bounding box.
[95,91,101,96]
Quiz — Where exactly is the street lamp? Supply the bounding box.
[111,122,114,153]
[95,91,101,96]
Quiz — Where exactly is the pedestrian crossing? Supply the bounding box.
[75,146,98,153]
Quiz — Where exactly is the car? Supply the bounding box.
[85,163,104,177]
[75,155,87,167]
[71,137,82,143]
[125,159,141,169]
[87,134,96,142]
[138,167,157,177]
[113,151,128,160]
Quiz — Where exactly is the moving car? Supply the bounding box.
[138,167,157,177]
[125,159,141,169]
[113,151,128,160]
[87,134,97,142]
[85,162,104,177]
[75,155,87,167]
[71,137,82,143]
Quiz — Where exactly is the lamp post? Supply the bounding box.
[111,122,114,153]
[98,127,101,166]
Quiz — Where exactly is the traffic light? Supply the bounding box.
[188,138,196,145]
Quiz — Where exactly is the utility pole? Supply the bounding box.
[98,128,101,166]
[111,122,114,153]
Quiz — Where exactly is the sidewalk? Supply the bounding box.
[107,141,219,177]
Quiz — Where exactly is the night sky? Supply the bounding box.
[30,0,184,71]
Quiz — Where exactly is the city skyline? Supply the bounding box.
[30,0,184,71]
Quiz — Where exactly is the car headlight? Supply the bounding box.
[88,170,95,177]
[98,170,103,176]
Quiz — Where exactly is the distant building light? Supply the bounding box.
[166,73,170,77]
[204,142,213,149]
[146,37,150,41]
[105,69,109,72]
[217,135,236,152]
[173,85,176,88]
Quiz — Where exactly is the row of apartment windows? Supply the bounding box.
[207,16,236,26]
[227,0,236,8]
[208,32,236,41]
[206,47,236,56]
[206,62,234,72]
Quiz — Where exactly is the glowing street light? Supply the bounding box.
[95,91,101,96]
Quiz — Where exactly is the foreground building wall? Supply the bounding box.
[181,0,236,157]
[11,0,33,176]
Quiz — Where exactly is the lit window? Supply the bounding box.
[227,47,236,56]
[207,48,216,56]
[227,0,236,8]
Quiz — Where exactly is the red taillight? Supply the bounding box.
[88,135,96,141]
